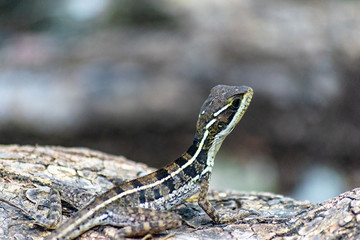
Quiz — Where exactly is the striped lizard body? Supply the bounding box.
[5,85,254,239]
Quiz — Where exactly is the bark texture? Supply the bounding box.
[0,145,358,240]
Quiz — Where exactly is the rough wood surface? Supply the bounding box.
[0,145,359,240]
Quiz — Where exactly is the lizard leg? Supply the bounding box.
[103,207,182,238]
[198,178,252,224]
[51,180,95,210]
[0,188,62,229]
[47,205,182,239]
[25,187,53,209]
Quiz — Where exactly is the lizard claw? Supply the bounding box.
[213,209,259,224]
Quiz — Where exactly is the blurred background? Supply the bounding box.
[0,0,359,203]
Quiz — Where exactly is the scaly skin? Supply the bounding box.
[1,85,254,240]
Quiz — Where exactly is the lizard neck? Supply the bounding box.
[173,130,225,182]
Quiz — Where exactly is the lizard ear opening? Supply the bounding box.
[218,122,227,129]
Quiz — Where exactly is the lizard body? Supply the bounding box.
[2,85,254,239]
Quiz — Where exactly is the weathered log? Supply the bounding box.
[0,145,358,240]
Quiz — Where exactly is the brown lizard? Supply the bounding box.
[1,85,253,239]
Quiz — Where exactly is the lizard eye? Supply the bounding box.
[230,98,241,109]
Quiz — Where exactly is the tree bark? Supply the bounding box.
[0,145,359,240]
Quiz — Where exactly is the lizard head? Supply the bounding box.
[194,85,253,151]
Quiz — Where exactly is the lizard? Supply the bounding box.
[1,85,253,239]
